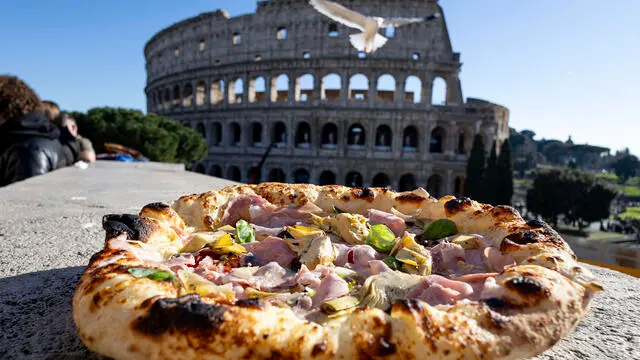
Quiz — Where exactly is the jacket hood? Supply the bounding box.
[0,111,61,154]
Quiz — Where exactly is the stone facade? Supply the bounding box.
[144,0,509,197]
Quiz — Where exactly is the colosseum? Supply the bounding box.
[144,0,509,198]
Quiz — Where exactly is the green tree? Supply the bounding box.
[70,107,206,167]
[612,154,639,184]
[527,168,617,228]
[497,139,514,205]
[464,135,485,200]
[483,142,498,204]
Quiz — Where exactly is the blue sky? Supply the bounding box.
[1,0,638,155]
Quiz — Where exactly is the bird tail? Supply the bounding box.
[349,32,388,53]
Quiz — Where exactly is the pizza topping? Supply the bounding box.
[367,209,406,236]
[311,273,350,306]
[235,220,255,244]
[181,231,225,253]
[485,247,516,272]
[299,235,337,270]
[360,271,423,310]
[422,218,459,242]
[313,213,369,244]
[177,270,235,302]
[128,268,177,283]
[250,224,283,240]
[321,295,360,314]
[242,236,297,267]
[166,253,196,271]
[365,224,397,253]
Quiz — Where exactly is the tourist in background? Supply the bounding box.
[0,75,77,186]
[57,112,96,163]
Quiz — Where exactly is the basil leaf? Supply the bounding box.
[128,268,175,282]
[365,224,397,253]
[423,219,458,241]
[235,220,255,244]
[332,206,345,214]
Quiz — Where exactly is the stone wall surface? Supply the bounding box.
[0,162,637,359]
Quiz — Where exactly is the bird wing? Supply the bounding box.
[378,13,441,28]
[310,0,369,31]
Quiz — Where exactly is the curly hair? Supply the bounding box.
[0,75,41,124]
[41,100,61,123]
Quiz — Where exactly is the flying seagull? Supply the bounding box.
[309,0,440,53]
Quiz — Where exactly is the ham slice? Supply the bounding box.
[334,244,379,267]
[243,236,297,267]
[367,209,406,236]
[221,194,270,225]
[253,262,297,291]
[485,247,516,272]
[311,274,350,306]
[368,260,392,275]
[453,273,497,300]
[166,253,195,272]
[407,274,474,306]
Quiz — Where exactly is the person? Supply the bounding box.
[41,100,61,122]
[0,75,77,186]
[57,112,96,163]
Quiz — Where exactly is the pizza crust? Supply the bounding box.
[73,184,601,359]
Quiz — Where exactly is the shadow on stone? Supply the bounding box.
[0,266,103,359]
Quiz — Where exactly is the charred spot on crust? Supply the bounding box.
[235,298,264,308]
[354,187,374,202]
[526,219,548,228]
[396,194,426,204]
[311,341,328,356]
[102,214,157,242]
[505,277,545,297]
[490,205,521,221]
[444,197,473,216]
[141,202,171,212]
[133,294,225,337]
[505,230,544,245]
[484,297,508,311]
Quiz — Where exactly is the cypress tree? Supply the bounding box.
[483,142,499,204]
[497,139,514,205]
[464,135,485,200]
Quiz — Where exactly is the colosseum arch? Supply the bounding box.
[293,168,311,184]
[376,74,396,103]
[210,79,225,105]
[296,74,314,102]
[295,122,312,148]
[319,171,336,185]
[193,163,206,174]
[347,124,366,149]
[457,128,471,154]
[431,77,447,105]
[454,176,465,197]
[251,122,264,147]
[403,126,418,151]
[228,77,244,104]
[163,89,171,110]
[210,165,222,177]
[268,168,286,183]
[227,166,241,182]
[375,125,392,150]
[248,166,261,184]
[372,173,391,188]
[249,76,266,103]
[271,74,290,102]
[230,122,241,146]
[195,123,206,139]
[321,73,341,101]
[183,84,194,107]
[427,174,443,198]
[211,122,222,146]
[399,173,417,192]
[196,81,206,106]
[172,85,181,108]
[321,123,338,149]
[345,172,363,187]
[405,76,423,104]
[272,121,287,147]
[348,74,369,101]
[430,126,446,153]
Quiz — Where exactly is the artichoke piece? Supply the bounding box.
[177,270,235,301]
[216,225,236,232]
[451,235,481,250]
[312,213,369,245]
[396,248,432,276]
[360,271,423,310]
[286,225,325,241]
[210,233,246,255]
[299,235,337,269]
[246,288,282,299]
[321,296,360,314]
[181,231,226,253]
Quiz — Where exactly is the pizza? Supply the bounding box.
[73,184,603,359]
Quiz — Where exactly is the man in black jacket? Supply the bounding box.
[0,75,77,187]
